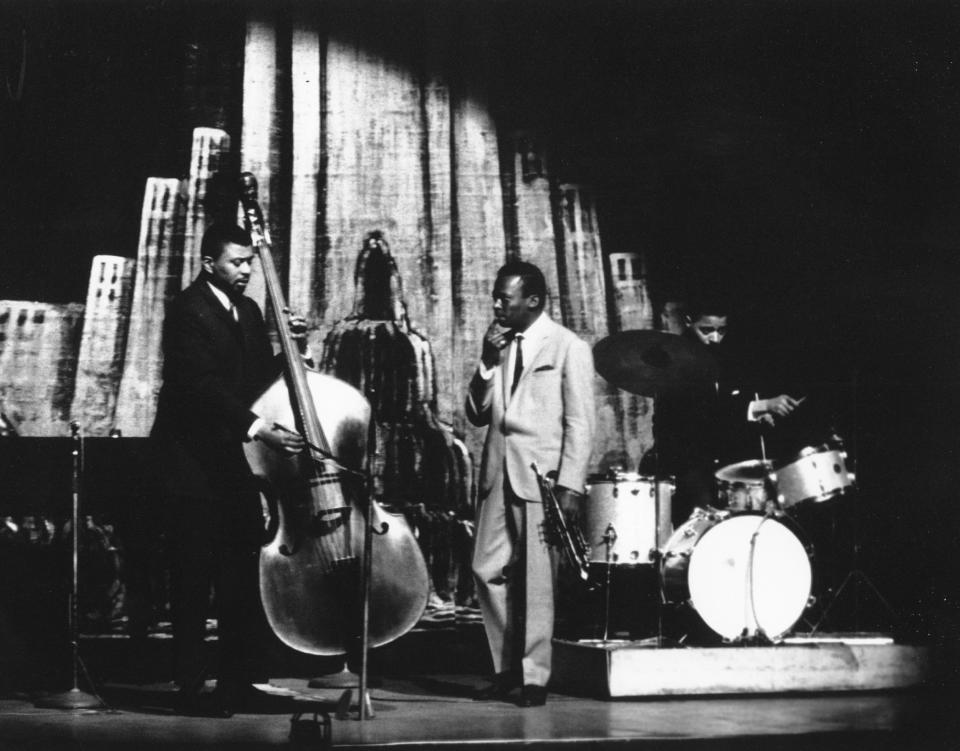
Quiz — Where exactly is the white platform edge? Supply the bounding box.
[552,637,934,698]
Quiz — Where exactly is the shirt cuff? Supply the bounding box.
[478,362,495,380]
[247,417,266,441]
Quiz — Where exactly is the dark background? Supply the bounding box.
[1,0,958,645]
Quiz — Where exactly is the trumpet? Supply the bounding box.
[531,462,591,583]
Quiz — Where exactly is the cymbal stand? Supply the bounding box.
[35,422,103,710]
[809,371,896,635]
[652,475,665,646]
[810,566,896,634]
[648,444,668,647]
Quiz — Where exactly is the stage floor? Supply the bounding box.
[1,675,957,750]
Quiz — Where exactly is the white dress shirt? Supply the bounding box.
[479,311,550,402]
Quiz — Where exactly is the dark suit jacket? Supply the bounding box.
[151,275,278,500]
[651,336,761,476]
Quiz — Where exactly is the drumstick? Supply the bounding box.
[755,393,767,462]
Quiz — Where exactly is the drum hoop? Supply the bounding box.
[587,473,675,485]
[714,460,774,482]
[662,508,719,557]
[790,486,853,505]
[716,476,773,488]
[786,443,844,463]
[699,510,814,556]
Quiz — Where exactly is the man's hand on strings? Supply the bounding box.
[287,311,310,355]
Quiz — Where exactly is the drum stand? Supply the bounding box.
[651,477,666,646]
[594,471,668,646]
[806,494,896,634]
[600,525,616,641]
[35,423,104,710]
[807,374,896,635]
[645,450,667,647]
[809,566,896,635]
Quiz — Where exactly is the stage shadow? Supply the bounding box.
[98,682,338,716]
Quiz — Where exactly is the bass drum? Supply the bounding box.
[662,509,812,641]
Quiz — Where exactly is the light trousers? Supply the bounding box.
[472,477,557,687]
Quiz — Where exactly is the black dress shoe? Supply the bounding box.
[518,684,547,707]
[473,672,520,701]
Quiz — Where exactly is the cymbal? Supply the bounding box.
[715,459,774,483]
[593,330,718,397]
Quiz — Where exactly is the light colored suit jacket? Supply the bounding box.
[466,315,596,502]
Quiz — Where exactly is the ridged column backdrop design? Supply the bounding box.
[70,256,136,437]
[0,302,83,436]
[0,3,657,484]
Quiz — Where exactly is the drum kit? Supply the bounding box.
[568,330,860,645]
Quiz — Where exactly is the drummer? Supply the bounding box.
[640,298,802,526]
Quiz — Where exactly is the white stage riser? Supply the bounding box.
[551,638,933,698]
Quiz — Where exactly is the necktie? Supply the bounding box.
[511,334,524,394]
[229,302,238,322]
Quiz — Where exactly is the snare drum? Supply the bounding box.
[662,508,812,641]
[584,472,673,565]
[771,442,855,507]
[715,460,776,512]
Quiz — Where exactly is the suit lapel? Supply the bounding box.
[196,278,243,338]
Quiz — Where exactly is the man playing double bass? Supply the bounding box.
[151,223,307,717]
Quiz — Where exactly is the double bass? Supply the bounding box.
[239,174,428,656]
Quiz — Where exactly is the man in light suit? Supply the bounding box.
[466,260,596,707]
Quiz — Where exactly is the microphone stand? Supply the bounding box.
[35,422,103,709]
[333,417,382,721]
[289,426,379,720]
